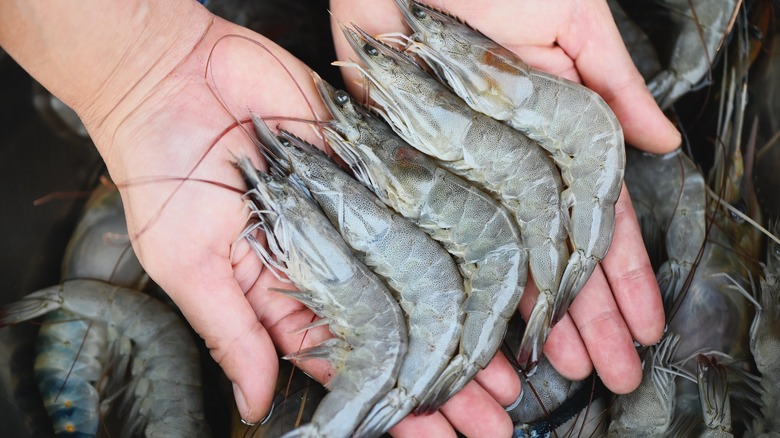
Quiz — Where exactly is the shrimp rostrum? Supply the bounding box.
[235,157,407,438]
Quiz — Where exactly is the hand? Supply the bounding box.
[330,0,677,420]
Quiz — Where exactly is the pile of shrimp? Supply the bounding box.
[6,0,780,437]
[0,185,210,437]
[233,1,780,437]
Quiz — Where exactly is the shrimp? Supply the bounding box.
[624,147,707,309]
[61,185,147,288]
[250,114,465,436]
[392,0,625,334]
[337,24,563,375]
[749,221,780,434]
[0,279,209,438]
[607,334,680,437]
[235,157,407,438]
[508,356,609,438]
[13,185,164,438]
[645,0,741,109]
[312,74,528,412]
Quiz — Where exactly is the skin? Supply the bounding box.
[0,0,676,436]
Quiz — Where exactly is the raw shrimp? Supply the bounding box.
[312,74,528,412]
[624,147,707,309]
[250,114,464,436]
[0,279,208,437]
[749,222,780,434]
[645,0,741,109]
[337,24,563,375]
[607,334,680,437]
[236,158,407,438]
[392,0,625,335]
[25,185,153,438]
[508,356,608,438]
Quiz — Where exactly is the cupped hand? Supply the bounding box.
[330,0,677,404]
[78,5,520,436]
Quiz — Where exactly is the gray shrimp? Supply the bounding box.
[313,74,528,413]
[337,24,563,375]
[250,114,465,436]
[645,0,741,109]
[508,356,609,438]
[0,279,208,438]
[624,147,707,309]
[236,158,407,438]
[392,0,625,338]
[748,221,780,435]
[607,334,680,437]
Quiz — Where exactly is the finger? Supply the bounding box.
[560,0,680,154]
[389,411,455,438]
[473,350,522,407]
[567,265,643,394]
[518,280,592,380]
[155,256,279,424]
[602,185,665,346]
[440,381,513,438]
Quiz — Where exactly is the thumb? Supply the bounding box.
[158,258,278,424]
[562,1,681,154]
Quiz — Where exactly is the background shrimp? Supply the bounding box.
[236,158,407,438]
[313,75,528,413]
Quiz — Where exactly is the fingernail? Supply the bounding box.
[233,382,254,425]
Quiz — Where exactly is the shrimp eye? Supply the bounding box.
[729,202,747,223]
[363,43,379,57]
[334,90,350,106]
[412,6,427,19]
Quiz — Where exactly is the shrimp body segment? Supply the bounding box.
[393,0,626,334]
[314,75,528,412]
[338,25,563,374]
[251,115,464,436]
[236,159,407,438]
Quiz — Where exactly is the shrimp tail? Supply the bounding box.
[552,251,599,324]
[516,293,553,375]
[354,388,416,438]
[414,355,476,414]
[0,286,63,327]
[282,338,346,364]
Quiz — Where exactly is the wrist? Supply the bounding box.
[0,0,214,155]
